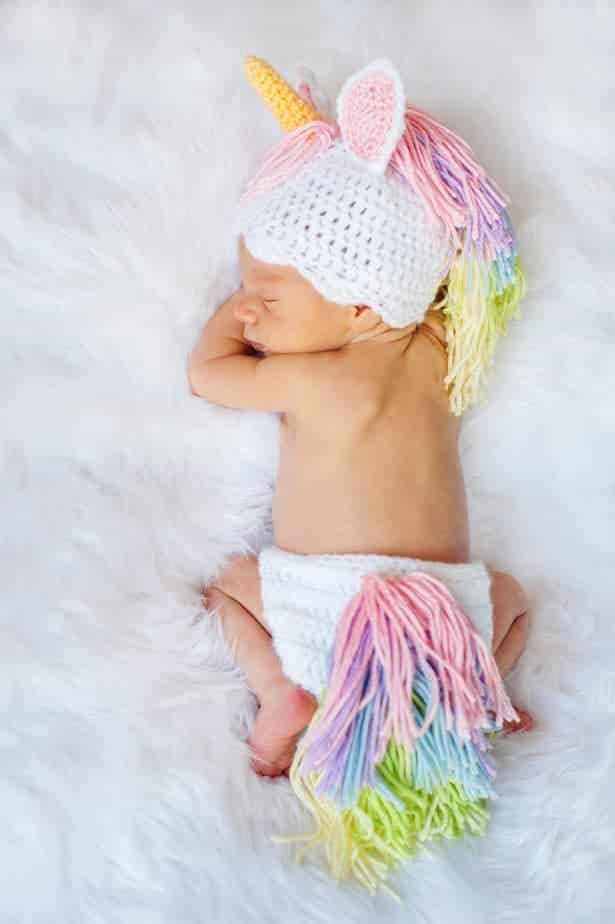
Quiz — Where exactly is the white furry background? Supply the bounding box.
[1,1,613,921]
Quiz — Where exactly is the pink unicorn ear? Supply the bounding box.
[336,58,406,174]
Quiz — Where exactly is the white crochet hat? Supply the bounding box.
[233,125,453,328]
[232,56,526,416]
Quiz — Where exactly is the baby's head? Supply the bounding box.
[232,56,526,414]
[236,234,413,355]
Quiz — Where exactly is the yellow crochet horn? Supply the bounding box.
[243,55,324,132]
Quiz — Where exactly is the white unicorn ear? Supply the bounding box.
[294,65,334,121]
[336,58,407,174]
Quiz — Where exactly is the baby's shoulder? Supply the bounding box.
[289,348,378,420]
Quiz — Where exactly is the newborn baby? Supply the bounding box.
[188,54,534,891]
[188,234,532,776]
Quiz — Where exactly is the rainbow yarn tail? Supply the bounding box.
[279,571,518,896]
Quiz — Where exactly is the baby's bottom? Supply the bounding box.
[204,554,531,775]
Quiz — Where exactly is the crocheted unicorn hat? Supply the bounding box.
[232,56,526,416]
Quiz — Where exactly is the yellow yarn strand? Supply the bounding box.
[442,250,526,416]
[243,56,323,133]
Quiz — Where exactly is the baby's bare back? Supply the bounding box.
[272,317,471,563]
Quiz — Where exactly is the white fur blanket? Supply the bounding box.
[2,2,613,921]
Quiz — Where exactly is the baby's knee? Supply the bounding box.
[489,570,531,654]
[210,554,261,613]
[508,610,530,648]
[489,570,529,620]
[202,584,227,614]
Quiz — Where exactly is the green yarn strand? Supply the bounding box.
[276,731,490,896]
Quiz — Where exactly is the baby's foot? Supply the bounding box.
[248,683,318,778]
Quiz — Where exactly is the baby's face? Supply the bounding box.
[236,236,357,354]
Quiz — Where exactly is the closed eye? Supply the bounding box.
[263,299,280,315]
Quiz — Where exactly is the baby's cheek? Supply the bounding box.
[279,321,305,349]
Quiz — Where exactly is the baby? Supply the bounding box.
[190,235,532,775]
[188,57,533,786]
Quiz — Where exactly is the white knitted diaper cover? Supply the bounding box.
[258,545,494,697]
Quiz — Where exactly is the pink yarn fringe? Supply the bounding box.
[388,106,511,265]
[311,571,517,764]
[238,120,339,206]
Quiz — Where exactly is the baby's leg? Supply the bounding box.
[488,569,533,733]
[205,555,316,776]
[489,570,530,677]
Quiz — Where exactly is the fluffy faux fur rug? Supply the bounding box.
[2,1,613,921]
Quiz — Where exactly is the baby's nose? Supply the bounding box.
[234,298,260,324]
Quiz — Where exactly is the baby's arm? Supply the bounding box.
[187,292,309,412]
